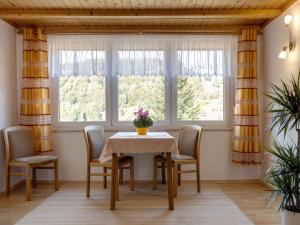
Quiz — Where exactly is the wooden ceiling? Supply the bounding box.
[0,0,296,34]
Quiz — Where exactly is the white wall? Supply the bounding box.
[41,128,261,182]
[262,0,300,173]
[0,20,18,192]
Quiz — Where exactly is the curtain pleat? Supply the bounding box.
[232,29,261,165]
[20,27,53,152]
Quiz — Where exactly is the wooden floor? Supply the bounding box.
[0,181,280,225]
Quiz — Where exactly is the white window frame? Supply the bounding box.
[50,35,235,130]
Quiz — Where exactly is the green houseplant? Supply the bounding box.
[133,108,153,135]
[265,70,300,225]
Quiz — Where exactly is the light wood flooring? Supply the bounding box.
[0,181,280,225]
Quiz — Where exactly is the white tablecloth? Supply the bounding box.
[99,132,179,163]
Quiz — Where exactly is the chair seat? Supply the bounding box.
[12,155,57,165]
[92,155,133,166]
[154,154,195,162]
[172,154,195,161]
[118,155,133,164]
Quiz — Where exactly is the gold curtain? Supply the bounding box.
[232,29,261,164]
[20,27,53,152]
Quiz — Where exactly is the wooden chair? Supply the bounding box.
[3,126,59,201]
[152,125,202,197]
[83,125,135,198]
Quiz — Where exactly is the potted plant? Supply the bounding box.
[133,108,153,135]
[265,70,300,225]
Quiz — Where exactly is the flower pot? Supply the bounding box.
[281,209,300,225]
[136,127,149,135]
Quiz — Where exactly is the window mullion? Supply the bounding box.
[107,40,113,127]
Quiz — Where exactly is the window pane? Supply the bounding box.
[59,76,106,121]
[118,76,165,121]
[177,76,223,121]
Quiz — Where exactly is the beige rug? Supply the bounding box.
[15,183,254,225]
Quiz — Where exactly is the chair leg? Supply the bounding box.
[166,153,174,210]
[119,168,124,185]
[110,153,118,210]
[161,162,166,184]
[86,165,91,198]
[173,163,178,198]
[103,167,107,189]
[32,168,37,188]
[196,162,201,193]
[152,157,157,190]
[6,166,10,196]
[177,164,181,186]
[130,160,135,191]
[116,168,119,201]
[54,160,59,191]
[25,164,31,201]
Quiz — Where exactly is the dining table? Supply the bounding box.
[99,131,179,210]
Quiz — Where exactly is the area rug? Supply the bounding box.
[15,183,254,225]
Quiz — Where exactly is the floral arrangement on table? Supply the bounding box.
[133,108,153,135]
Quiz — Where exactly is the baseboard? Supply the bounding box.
[207,179,262,184]
[0,180,25,197]
[0,179,264,192]
[34,179,263,185]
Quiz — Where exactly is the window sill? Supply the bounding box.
[52,125,233,133]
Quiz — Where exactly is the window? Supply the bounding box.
[59,75,105,122]
[116,49,166,121]
[49,35,236,128]
[176,50,225,121]
[177,76,223,121]
[118,75,165,121]
[49,47,107,123]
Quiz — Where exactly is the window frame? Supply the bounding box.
[51,37,235,130]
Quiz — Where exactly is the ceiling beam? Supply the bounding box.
[0,9,281,20]
[32,25,260,35]
[281,0,297,11]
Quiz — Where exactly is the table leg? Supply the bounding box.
[166,152,174,210]
[110,153,118,210]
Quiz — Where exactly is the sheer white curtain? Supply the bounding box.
[48,35,237,78]
[111,36,167,77]
[170,36,237,77]
[48,35,109,77]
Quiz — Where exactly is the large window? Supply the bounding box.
[49,35,236,128]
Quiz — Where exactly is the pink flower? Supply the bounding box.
[134,108,149,118]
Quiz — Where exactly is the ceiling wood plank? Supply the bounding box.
[281,0,297,11]
[0,8,282,20]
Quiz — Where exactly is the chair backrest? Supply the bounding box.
[178,125,202,159]
[3,126,35,162]
[83,125,106,162]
